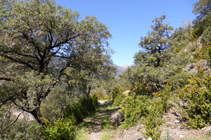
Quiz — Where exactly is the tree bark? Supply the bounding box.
[30,108,46,126]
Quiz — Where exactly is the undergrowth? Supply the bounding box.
[43,96,98,140]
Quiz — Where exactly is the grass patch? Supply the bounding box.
[84,112,100,121]
[75,111,100,140]
[101,114,113,130]
[75,127,89,140]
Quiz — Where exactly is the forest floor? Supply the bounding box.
[74,100,211,140]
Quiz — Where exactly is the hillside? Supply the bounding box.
[113,64,130,75]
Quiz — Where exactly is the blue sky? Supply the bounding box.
[55,0,198,66]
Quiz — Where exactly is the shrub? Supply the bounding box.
[113,93,126,107]
[112,86,127,107]
[43,117,76,140]
[92,88,112,100]
[121,93,149,128]
[112,86,126,100]
[121,92,167,139]
[64,95,98,123]
[141,98,166,140]
[141,112,163,140]
[177,68,211,129]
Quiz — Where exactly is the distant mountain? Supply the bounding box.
[50,57,130,76]
[113,64,131,75]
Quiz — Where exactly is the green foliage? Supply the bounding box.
[171,18,194,44]
[101,114,113,130]
[171,27,190,47]
[121,92,167,139]
[192,0,211,24]
[131,15,190,95]
[43,117,76,140]
[191,13,211,39]
[0,0,114,125]
[138,15,173,67]
[191,42,211,61]
[112,86,126,106]
[1,117,43,140]
[201,26,211,44]
[113,93,126,107]
[122,93,149,128]
[65,96,98,123]
[192,0,211,38]
[177,68,211,129]
[141,98,166,140]
[141,113,163,140]
[91,86,112,100]
[112,86,125,100]
[41,86,76,123]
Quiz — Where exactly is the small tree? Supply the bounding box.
[193,0,211,24]
[132,15,174,94]
[137,15,173,67]
[192,0,211,37]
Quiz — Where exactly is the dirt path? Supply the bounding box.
[75,100,117,140]
[88,104,105,140]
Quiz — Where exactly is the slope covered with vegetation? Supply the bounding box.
[1,0,211,139]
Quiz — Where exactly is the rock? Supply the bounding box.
[168,100,178,108]
[137,138,146,140]
[123,90,130,96]
[182,60,211,75]
[11,108,34,121]
[182,63,195,72]
[110,111,124,126]
[197,37,202,49]
[179,135,184,138]
[175,120,180,124]
[202,126,211,132]
[177,100,188,107]
[136,124,145,131]
[147,137,152,140]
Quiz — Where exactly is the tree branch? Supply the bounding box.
[3,111,23,131]
[0,77,11,81]
[1,54,35,70]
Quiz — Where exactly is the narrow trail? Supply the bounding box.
[75,100,120,140]
[89,102,106,140]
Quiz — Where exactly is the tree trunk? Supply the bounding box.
[31,108,46,126]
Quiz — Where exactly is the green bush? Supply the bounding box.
[65,95,98,123]
[141,98,166,140]
[121,92,167,139]
[112,86,126,99]
[112,86,127,107]
[113,93,126,107]
[121,93,149,128]
[142,113,163,140]
[201,26,211,45]
[43,117,76,140]
[177,68,211,129]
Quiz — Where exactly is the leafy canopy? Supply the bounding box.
[0,0,114,125]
